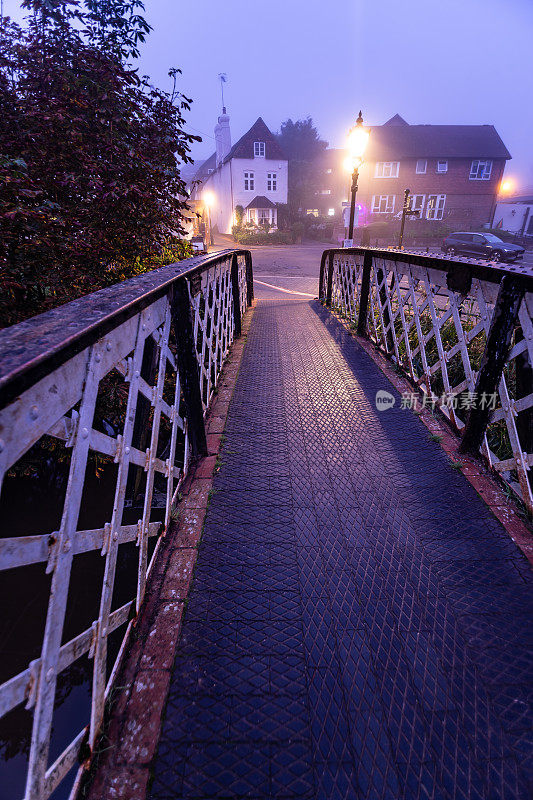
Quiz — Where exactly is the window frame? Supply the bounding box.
[410,194,425,214]
[375,162,400,178]
[371,194,396,214]
[426,194,446,220]
[469,159,493,180]
[244,171,255,191]
[416,159,427,174]
[436,160,448,173]
[267,172,277,191]
[253,141,265,158]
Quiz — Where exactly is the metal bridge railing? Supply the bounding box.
[0,248,252,800]
[319,247,533,514]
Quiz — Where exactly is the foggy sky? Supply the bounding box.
[5,0,533,191]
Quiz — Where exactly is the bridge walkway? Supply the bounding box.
[149,298,532,800]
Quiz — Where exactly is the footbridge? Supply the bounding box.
[0,247,532,800]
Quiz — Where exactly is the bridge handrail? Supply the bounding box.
[0,248,253,800]
[319,247,533,514]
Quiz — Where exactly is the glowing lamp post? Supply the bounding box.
[203,190,215,247]
[345,111,370,244]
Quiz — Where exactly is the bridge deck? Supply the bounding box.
[150,299,532,800]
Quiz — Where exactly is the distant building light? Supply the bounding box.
[306,209,319,217]
[326,168,333,174]
[328,208,335,216]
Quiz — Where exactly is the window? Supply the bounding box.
[410,194,425,214]
[320,189,331,195]
[326,168,333,174]
[436,160,448,173]
[416,159,427,174]
[372,195,395,213]
[375,162,399,178]
[328,208,335,216]
[306,209,319,217]
[267,172,277,191]
[207,168,214,175]
[244,171,254,191]
[470,160,493,180]
[254,141,265,157]
[426,194,446,220]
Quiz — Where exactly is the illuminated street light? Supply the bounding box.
[499,179,514,195]
[346,111,370,243]
[202,191,215,246]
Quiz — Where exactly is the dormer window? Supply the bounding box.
[254,141,265,157]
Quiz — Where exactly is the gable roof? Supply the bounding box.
[246,195,277,209]
[366,118,511,160]
[223,117,286,163]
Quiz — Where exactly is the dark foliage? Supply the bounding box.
[0,1,199,327]
[276,117,327,218]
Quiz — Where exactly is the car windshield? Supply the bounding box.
[482,233,504,243]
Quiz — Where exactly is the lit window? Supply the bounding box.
[207,168,214,175]
[244,171,254,191]
[470,160,492,180]
[371,195,395,213]
[267,172,277,191]
[328,208,335,216]
[321,189,332,195]
[326,168,333,174]
[426,194,446,220]
[410,194,425,214]
[254,141,265,157]
[306,209,319,217]
[436,160,448,173]
[375,162,400,178]
[416,159,427,174]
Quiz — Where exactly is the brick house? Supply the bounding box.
[305,114,510,231]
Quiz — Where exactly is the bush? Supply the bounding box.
[232,228,294,245]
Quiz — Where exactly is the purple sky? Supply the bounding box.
[5,0,533,191]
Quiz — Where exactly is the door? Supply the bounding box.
[471,234,487,257]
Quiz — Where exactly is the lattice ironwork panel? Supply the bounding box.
[325,250,533,514]
[0,250,251,800]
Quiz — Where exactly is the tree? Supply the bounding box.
[276,117,327,217]
[0,1,199,328]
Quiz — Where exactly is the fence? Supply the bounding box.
[0,248,252,800]
[319,247,533,514]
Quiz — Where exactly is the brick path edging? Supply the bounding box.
[328,307,533,566]
[81,303,256,800]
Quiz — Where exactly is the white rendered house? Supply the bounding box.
[191,112,288,235]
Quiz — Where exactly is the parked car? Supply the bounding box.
[442,232,525,262]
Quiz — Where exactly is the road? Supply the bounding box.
[210,235,533,300]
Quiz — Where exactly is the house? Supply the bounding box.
[303,114,511,230]
[189,112,288,235]
[492,195,533,237]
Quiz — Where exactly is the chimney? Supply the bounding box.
[215,108,231,167]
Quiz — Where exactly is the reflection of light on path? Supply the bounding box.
[253,279,316,298]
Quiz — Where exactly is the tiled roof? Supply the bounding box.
[223,117,286,163]
[246,195,277,209]
[366,117,511,160]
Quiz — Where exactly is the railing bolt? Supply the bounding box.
[46,668,54,682]
[81,427,89,439]
[95,354,101,363]
[106,342,112,351]
[30,405,38,420]
[63,540,71,552]
[0,439,4,452]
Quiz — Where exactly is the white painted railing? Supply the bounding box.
[320,248,533,513]
[0,248,252,800]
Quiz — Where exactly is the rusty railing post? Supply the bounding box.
[170,277,208,458]
[245,250,254,305]
[459,275,525,455]
[230,253,242,338]
[357,250,373,336]
[326,251,334,307]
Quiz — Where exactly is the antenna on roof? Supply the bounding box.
[218,73,227,114]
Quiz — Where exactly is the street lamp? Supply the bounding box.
[203,190,215,247]
[346,111,370,243]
